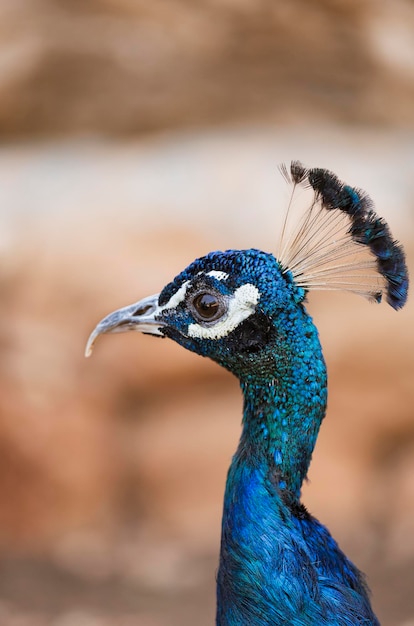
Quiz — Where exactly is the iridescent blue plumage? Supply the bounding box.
[86,163,409,625]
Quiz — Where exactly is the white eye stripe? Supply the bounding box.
[159,269,228,311]
[159,280,190,311]
[188,284,260,340]
[206,270,229,281]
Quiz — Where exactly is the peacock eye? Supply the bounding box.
[192,292,223,322]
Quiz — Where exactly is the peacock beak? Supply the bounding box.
[85,293,165,357]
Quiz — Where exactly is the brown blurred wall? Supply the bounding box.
[0,0,413,137]
[0,1,413,625]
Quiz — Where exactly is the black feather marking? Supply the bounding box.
[290,160,309,185]
[308,168,343,211]
[308,168,373,217]
[229,311,274,354]
[282,493,311,521]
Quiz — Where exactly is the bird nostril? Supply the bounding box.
[132,304,154,317]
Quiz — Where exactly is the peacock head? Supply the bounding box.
[86,162,408,379]
[85,247,312,380]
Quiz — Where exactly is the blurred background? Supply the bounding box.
[0,0,413,624]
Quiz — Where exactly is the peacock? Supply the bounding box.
[86,162,408,625]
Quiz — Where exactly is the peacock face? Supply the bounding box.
[85,248,307,376]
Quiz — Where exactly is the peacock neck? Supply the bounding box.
[236,311,327,501]
[216,315,327,623]
[239,383,326,502]
[217,326,328,625]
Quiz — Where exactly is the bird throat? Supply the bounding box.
[239,369,326,500]
[235,312,327,502]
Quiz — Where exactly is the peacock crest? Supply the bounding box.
[278,161,408,309]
